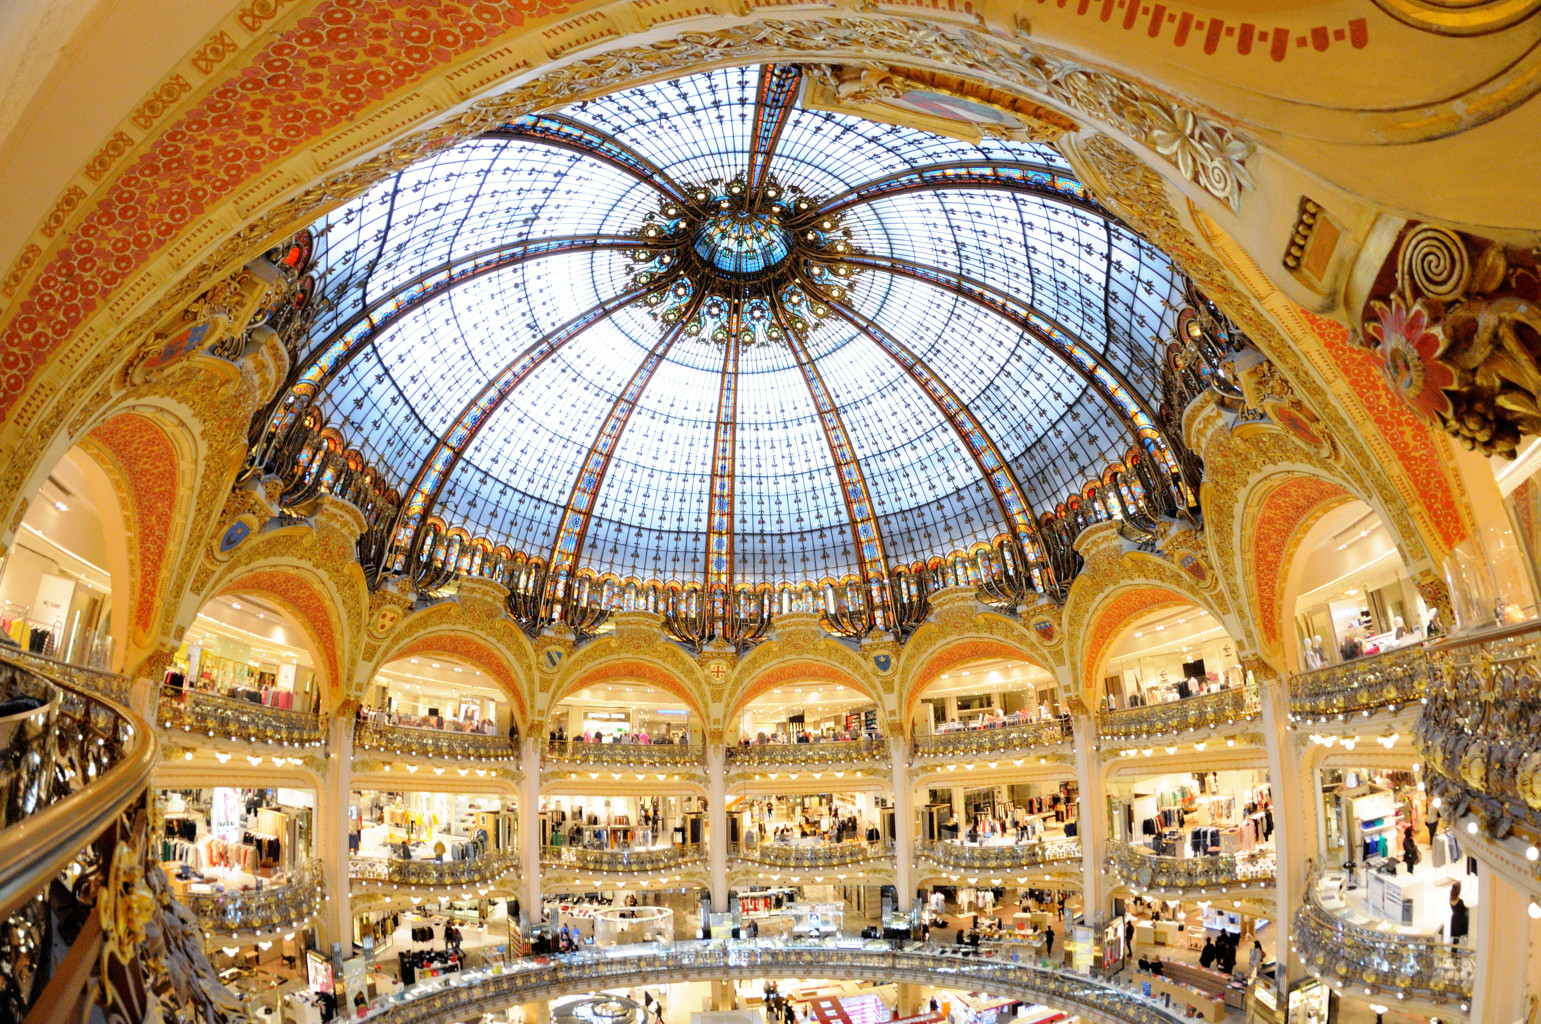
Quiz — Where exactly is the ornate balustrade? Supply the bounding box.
[730,841,890,869]
[1415,621,1541,844]
[916,838,1081,871]
[8,648,131,705]
[357,719,518,762]
[1097,683,1259,741]
[349,849,517,889]
[367,940,1197,1024]
[158,684,326,746]
[1108,843,1274,894]
[1289,645,1430,720]
[913,720,1070,759]
[183,860,324,936]
[541,844,706,872]
[1291,864,1472,1005]
[725,739,885,767]
[544,739,703,767]
[0,652,238,1022]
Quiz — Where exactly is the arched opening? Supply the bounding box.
[0,447,124,668]
[165,592,323,715]
[909,655,1064,737]
[1286,500,1432,671]
[1100,605,1241,712]
[547,675,704,748]
[364,655,515,738]
[731,678,881,745]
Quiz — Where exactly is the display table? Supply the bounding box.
[1132,971,1225,1020]
[1162,962,1246,1008]
[1134,920,1183,946]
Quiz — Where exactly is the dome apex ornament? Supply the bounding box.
[629,178,861,348]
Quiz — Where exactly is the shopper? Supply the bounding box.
[1449,884,1469,944]
[1044,924,1055,959]
[1402,829,1420,874]
[1199,937,1216,969]
[1248,940,1264,979]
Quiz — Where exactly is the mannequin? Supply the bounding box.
[1303,636,1324,671]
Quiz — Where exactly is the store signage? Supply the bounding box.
[32,573,75,630]
[211,787,242,842]
[306,949,333,994]
[586,711,628,720]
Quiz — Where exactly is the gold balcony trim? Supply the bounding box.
[1097,683,1259,741]
[158,685,326,746]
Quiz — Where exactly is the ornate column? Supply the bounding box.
[1070,705,1107,925]
[1469,867,1538,1024]
[520,735,543,928]
[316,708,354,951]
[707,740,728,911]
[891,733,914,903]
[1255,666,1314,1002]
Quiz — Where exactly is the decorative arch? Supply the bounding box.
[212,567,348,708]
[725,657,889,738]
[545,652,711,736]
[371,629,529,728]
[1237,471,1356,664]
[1074,585,1206,703]
[901,636,1060,734]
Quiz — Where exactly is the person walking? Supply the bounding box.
[1449,884,1470,944]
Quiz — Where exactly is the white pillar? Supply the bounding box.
[1071,713,1106,925]
[1258,674,1313,1001]
[520,735,543,926]
[708,743,728,910]
[891,734,914,902]
[1469,866,1539,1024]
[316,714,353,951]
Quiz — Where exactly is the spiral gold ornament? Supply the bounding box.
[1399,224,1471,302]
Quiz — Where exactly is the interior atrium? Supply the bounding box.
[0,5,1539,1024]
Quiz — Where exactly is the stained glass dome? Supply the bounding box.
[279,64,1186,612]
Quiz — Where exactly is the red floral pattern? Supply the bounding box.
[1365,297,1455,422]
[1080,587,1186,695]
[218,569,341,699]
[87,413,178,634]
[391,633,526,719]
[1247,476,1348,648]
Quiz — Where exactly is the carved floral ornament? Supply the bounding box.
[1359,223,1541,458]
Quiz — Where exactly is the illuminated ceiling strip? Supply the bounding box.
[392,285,657,552]
[292,235,653,399]
[820,297,1043,558]
[746,65,803,196]
[484,113,689,204]
[815,162,1103,219]
[831,253,1169,454]
[703,336,741,590]
[778,311,896,631]
[544,305,701,606]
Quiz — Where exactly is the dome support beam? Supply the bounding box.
[815,292,1055,592]
[484,114,690,204]
[390,277,676,568]
[703,335,741,596]
[773,308,899,635]
[745,65,803,202]
[811,252,1176,470]
[814,161,1104,221]
[289,235,662,403]
[541,294,707,618]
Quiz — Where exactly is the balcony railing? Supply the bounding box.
[1289,645,1430,720]
[183,860,324,935]
[1291,864,1473,1005]
[158,684,326,746]
[1097,683,1259,741]
[7,648,131,705]
[364,940,1199,1024]
[541,844,706,872]
[356,719,518,762]
[725,739,886,767]
[1415,620,1541,844]
[915,838,1081,871]
[349,849,517,888]
[0,652,245,1022]
[544,739,703,767]
[730,841,890,869]
[913,720,1071,759]
[1109,843,1275,894]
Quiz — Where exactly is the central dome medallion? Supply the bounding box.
[693,208,791,276]
[629,180,859,348]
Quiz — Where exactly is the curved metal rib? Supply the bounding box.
[746,65,803,201]
[773,307,897,633]
[811,251,1169,453]
[291,235,661,401]
[815,161,1103,220]
[541,294,706,616]
[703,335,741,592]
[815,292,1047,572]
[392,281,670,561]
[484,113,690,204]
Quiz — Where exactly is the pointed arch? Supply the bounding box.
[371,629,529,728]
[212,567,349,709]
